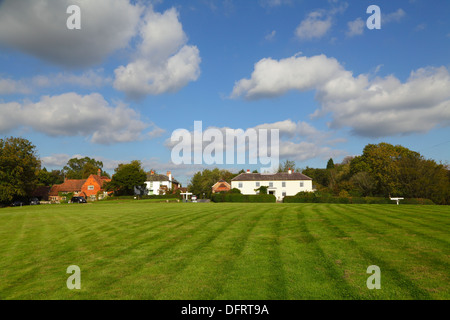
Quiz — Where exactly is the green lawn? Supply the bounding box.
[0,202,448,300]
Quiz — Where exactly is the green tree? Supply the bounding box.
[255,185,268,194]
[0,137,40,203]
[63,157,104,179]
[278,160,296,172]
[105,160,147,196]
[326,158,335,169]
[188,168,238,199]
[37,168,64,186]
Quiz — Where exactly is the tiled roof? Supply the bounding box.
[146,173,180,184]
[231,172,312,181]
[49,179,86,196]
[90,174,111,187]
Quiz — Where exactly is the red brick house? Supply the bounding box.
[49,179,86,202]
[212,180,231,193]
[48,169,111,202]
[81,170,111,201]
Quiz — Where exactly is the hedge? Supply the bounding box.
[283,195,434,205]
[211,193,276,203]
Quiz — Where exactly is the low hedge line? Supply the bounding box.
[211,193,276,203]
[283,195,434,205]
[104,194,182,201]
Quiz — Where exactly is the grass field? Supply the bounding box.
[0,201,448,300]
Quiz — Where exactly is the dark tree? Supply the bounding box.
[0,137,40,203]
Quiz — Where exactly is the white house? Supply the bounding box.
[136,171,181,196]
[231,169,313,201]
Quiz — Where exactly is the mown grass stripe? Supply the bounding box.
[320,205,441,299]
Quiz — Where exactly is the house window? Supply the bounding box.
[238,183,243,188]
[269,182,273,188]
[300,182,304,187]
[256,182,260,187]
[150,182,153,188]
[282,192,286,197]
[282,182,286,187]
[88,185,94,190]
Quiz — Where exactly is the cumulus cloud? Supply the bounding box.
[295,11,332,40]
[165,120,346,164]
[231,54,345,99]
[231,54,450,137]
[113,7,201,99]
[295,2,348,41]
[0,0,142,67]
[0,92,165,144]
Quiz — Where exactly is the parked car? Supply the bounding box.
[70,196,87,203]
[30,198,40,205]
[191,195,197,203]
[11,201,25,207]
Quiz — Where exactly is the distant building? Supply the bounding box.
[231,169,313,201]
[137,171,181,195]
[212,180,231,193]
[48,169,111,202]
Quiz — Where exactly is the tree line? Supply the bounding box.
[1,137,449,205]
[0,137,149,204]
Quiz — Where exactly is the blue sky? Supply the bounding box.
[0,0,449,186]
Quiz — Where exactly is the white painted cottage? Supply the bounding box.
[231,169,313,201]
[136,171,181,196]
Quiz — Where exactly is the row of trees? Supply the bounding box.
[1,137,448,205]
[0,136,151,204]
[303,143,450,205]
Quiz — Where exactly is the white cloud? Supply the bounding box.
[113,7,201,99]
[41,154,84,168]
[231,54,345,99]
[0,92,165,144]
[0,0,142,67]
[295,11,332,40]
[295,2,348,41]
[165,119,346,163]
[0,78,30,95]
[346,18,365,37]
[231,54,450,137]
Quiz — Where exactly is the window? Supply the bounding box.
[269,182,273,188]
[256,182,260,187]
[282,192,286,197]
[282,182,286,188]
[238,182,243,188]
[300,182,304,187]
[88,185,94,190]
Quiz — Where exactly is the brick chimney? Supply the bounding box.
[167,171,172,181]
[247,169,250,173]
[288,168,292,174]
[98,168,101,177]
[151,170,154,175]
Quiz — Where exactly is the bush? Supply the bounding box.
[211,194,276,203]
[284,193,434,205]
